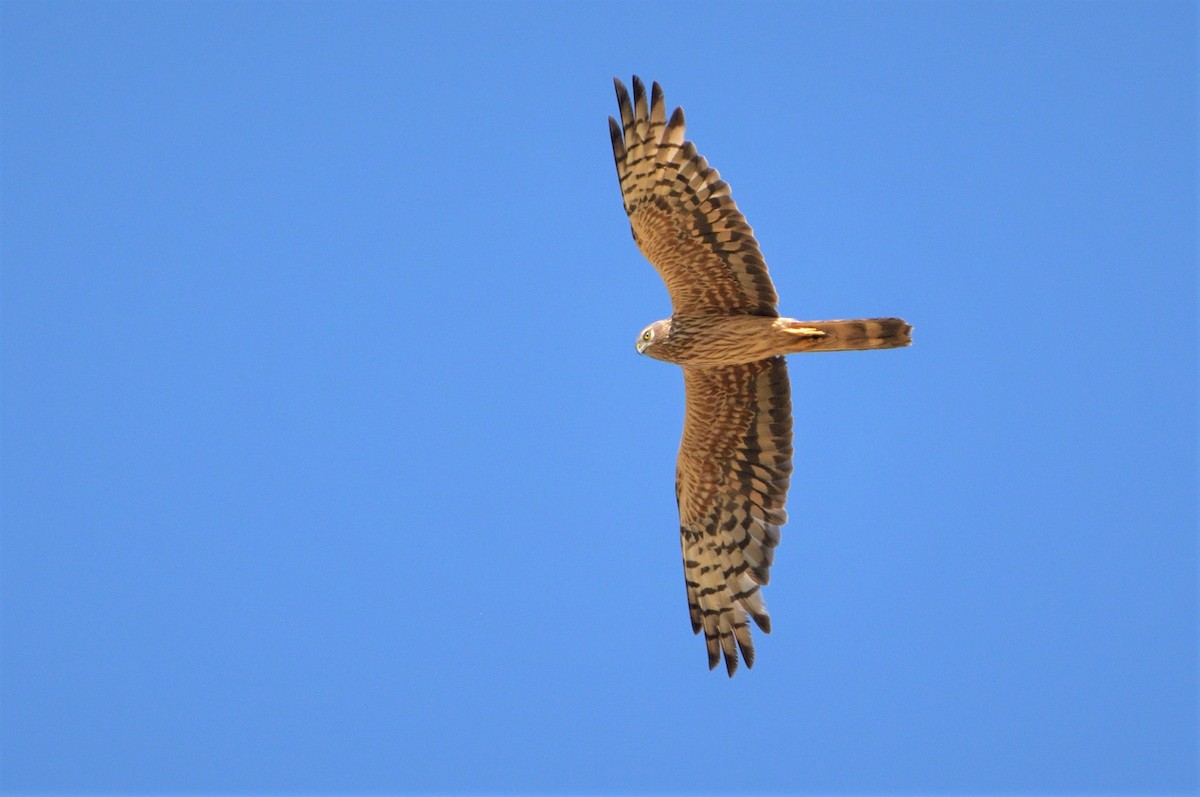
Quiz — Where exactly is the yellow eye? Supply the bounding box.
[642,329,653,341]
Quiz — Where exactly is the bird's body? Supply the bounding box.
[609,77,911,675]
[638,315,912,366]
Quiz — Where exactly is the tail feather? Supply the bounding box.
[780,317,912,353]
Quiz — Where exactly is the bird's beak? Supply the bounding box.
[636,341,647,355]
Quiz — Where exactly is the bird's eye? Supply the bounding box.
[643,329,653,341]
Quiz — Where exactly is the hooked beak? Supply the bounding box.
[636,340,647,355]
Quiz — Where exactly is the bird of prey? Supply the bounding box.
[609,76,911,676]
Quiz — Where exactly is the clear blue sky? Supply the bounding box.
[2,1,1195,793]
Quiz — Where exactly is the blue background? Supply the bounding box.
[2,1,1195,792]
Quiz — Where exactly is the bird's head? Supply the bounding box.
[635,319,672,359]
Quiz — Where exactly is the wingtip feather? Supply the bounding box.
[608,116,624,159]
[724,649,738,677]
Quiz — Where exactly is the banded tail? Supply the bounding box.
[779,317,912,354]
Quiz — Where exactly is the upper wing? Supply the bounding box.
[677,357,792,675]
[609,76,779,317]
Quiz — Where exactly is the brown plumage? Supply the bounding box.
[610,76,912,676]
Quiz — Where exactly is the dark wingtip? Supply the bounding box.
[608,116,622,148]
[613,77,629,107]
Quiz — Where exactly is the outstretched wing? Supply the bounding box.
[609,76,779,317]
[677,357,792,675]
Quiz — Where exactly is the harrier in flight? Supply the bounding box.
[609,76,911,675]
